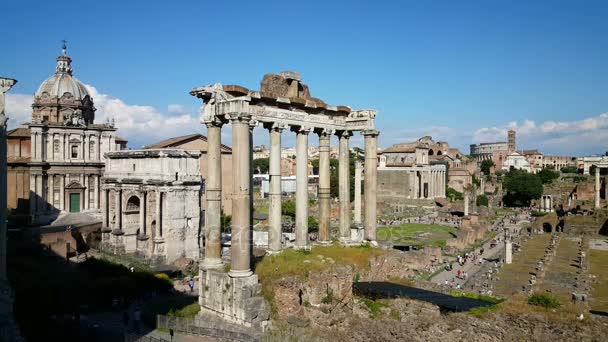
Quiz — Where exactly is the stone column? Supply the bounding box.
[338,131,352,243]
[84,174,90,210]
[155,190,162,237]
[59,175,65,211]
[203,122,223,269]
[115,189,122,231]
[595,166,601,209]
[94,175,99,209]
[464,192,469,216]
[0,77,16,280]
[48,174,54,209]
[102,189,108,228]
[229,114,253,277]
[139,191,146,235]
[83,134,88,162]
[294,126,310,249]
[430,170,435,198]
[318,130,331,243]
[354,159,362,226]
[36,174,43,213]
[363,130,379,242]
[267,124,283,253]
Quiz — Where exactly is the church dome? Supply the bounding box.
[35,46,89,100]
[31,43,96,125]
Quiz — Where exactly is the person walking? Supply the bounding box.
[122,310,130,332]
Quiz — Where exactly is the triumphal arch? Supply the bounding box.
[190,71,379,327]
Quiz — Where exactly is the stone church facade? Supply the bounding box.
[7,45,126,224]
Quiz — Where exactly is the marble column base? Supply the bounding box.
[201,257,223,270]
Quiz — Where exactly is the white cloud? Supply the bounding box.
[473,113,608,155]
[5,93,33,129]
[85,84,202,148]
[4,85,202,148]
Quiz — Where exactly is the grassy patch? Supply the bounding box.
[377,223,457,247]
[589,249,608,313]
[449,289,502,304]
[168,303,200,318]
[528,292,561,309]
[359,298,389,319]
[255,244,386,314]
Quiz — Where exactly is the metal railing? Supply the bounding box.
[156,315,259,342]
[124,334,169,342]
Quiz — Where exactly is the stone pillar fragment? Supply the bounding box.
[230,114,253,277]
[363,130,378,242]
[267,124,283,253]
[317,130,331,243]
[203,122,223,269]
[596,167,601,209]
[505,240,513,264]
[464,192,469,217]
[294,126,310,249]
[338,131,351,243]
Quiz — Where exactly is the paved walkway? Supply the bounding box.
[431,215,528,289]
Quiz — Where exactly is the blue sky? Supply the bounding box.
[2,0,608,155]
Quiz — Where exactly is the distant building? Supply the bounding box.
[470,130,515,171]
[144,133,233,214]
[502,151,532,172]
[7,45,127,224]
[378,138,447,207]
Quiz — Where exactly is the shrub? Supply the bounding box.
[476,194,489,207]
[560,166,578,174]
[527,292,560,309]
[308,216,319,233]
[446,187,463,201]
[531,211,547,217]
[155,273,171,281]
[538,168,559,184]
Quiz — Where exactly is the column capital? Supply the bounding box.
[362,129,380,137]
[316,128,335,138]
[264,122,286,132]
[336,130,352,138]
[291,125,312,135]
[227,112,252,124]
[204,120,224,129]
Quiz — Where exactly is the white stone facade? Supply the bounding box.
[502,151,532,172]
[101,149,203,264]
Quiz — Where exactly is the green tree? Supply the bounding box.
[282,200,296,218]
[560,166,578,174]
[502,169,543,207]
[446,187,464,201]
[308,216,319,233]
[252,158,269,174]
[538,168,559,184]
[476,194,489,207]
[480,159,495,175]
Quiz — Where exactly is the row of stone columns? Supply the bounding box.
[202,116,379,276]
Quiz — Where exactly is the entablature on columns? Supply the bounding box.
[191,74,378,133]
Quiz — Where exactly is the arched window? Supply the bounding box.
[126,196,140,211]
